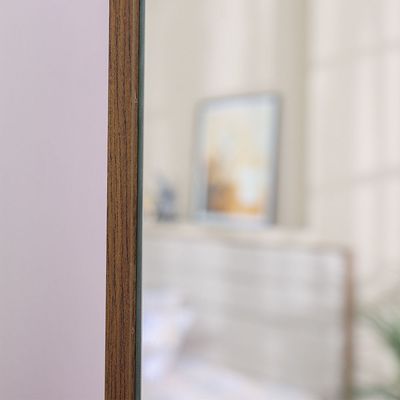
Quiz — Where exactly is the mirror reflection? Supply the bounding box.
[143,1,400,399]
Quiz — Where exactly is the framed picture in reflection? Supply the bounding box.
[193,93,280,226]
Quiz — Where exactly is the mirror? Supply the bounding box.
[0,1,110,398]
[142,1,400,399]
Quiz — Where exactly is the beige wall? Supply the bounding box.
[144,0,307,226]
[306,0,400,386]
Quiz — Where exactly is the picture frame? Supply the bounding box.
[193,93,281,226]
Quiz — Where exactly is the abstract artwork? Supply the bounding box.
[193,94,280,225]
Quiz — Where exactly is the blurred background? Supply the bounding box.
[142,1,400,399]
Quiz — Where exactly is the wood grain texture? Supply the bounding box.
[105,0,142,399]
[342,252,354,400]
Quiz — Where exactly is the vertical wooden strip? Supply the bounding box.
[105,0,142,399]
[343,252,354,400]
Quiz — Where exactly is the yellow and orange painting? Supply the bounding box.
[196,94,279,224]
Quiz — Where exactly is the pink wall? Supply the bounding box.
[0,1,109,398]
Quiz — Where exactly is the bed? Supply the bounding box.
[142,223,353,399]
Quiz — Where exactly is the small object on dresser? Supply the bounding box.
[155,176,177,221]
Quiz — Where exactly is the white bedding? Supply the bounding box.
[143,290,320,400]
[143,359,319,400]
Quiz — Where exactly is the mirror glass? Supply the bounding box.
[0,2,108,399]
[143,1,400,399]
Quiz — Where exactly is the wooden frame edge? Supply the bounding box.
[105,0,144,399]
[343,251,354,400]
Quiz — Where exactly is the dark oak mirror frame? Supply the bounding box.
[105,0,144,399]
